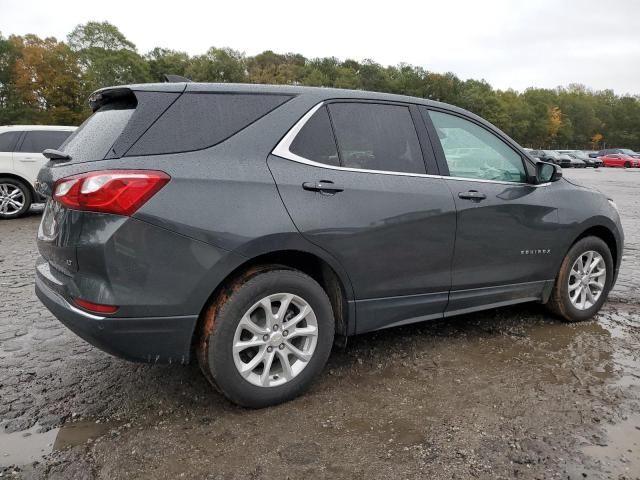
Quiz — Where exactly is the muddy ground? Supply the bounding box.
[1,168,639,479]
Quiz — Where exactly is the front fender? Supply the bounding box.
[553,181,623,276]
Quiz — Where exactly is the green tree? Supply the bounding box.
[0,32,21,124]
[67,21,151,93]
[186,47,246,82]
[247,50,302,84]
[68,21,135,51]
[458,79,501,125]
[494,90,532,143]
[333,64,360,90]
[145,48,191,81]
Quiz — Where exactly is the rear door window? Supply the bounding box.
[18,131,72,153]
[0,131,21,152]
[127,93,292,156]
[289,106,339,166]
[327,103,426,174]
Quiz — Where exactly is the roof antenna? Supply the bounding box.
[162,74,192,83]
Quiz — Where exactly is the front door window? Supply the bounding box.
[428,111,527,183]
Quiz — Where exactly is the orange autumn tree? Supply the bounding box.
[591,133,604,149]
[11,34,87,125]
[546,105,562,144]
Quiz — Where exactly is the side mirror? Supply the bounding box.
[536,161,562,183]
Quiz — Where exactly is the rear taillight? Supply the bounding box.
[53,170,170,216]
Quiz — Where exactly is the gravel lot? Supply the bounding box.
[1,168,639,479]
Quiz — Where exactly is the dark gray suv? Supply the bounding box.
[35,83,623,407]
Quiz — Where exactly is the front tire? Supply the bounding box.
[547,236,613,322]
[198,267,335,408]
[0,177,32,219]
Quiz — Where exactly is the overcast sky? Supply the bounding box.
[1,0,639,94]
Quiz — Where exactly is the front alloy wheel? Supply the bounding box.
[547,236,613,322]
[567,251,606,310]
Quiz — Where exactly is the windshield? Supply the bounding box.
[620,149,636,155]
[543,150,560,159]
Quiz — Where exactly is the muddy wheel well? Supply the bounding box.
[574,226,618,274]
[193,250,350,354]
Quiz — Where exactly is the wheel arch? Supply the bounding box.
[0,172,36,200]
[568,223,620,279]
[193,246,356,359]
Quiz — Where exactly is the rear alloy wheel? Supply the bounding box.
[232,293,319,388]
[198,267,334,408]
[0,178,31,219]
[547,236,613,322]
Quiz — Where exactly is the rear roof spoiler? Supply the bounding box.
[88,87,135,112]
[88,82,189,112]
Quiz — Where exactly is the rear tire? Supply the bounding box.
[0,177,32,219]
[546,236,613,322]
[198,267,335,408]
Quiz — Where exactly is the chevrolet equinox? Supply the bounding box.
[35,83,623,407]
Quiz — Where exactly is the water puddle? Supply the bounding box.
[0,424,58,467]
[581,413,640,477]
[573,313,640,476]
[53,420,111,450]
[0,420,112,467]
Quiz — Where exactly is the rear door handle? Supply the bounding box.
[302,181,344,193]
[458,190,487,201]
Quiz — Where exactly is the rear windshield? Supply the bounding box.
[60,101,135,161]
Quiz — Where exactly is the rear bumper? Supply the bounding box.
[35,271,198,364]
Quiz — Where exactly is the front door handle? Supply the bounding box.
[458,190,487,201]
[302,180,344,194]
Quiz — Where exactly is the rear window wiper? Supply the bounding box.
[43,149,71,161]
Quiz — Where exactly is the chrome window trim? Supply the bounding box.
[271,101,549,188]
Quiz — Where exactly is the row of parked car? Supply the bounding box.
[524,148,640,168]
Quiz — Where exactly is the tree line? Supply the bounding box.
[1,21,639,150]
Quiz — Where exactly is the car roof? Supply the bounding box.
[0,125,76,132]
[96,81,440,104]
[92,82,478,118]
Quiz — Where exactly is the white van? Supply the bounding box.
[0,125,76,218]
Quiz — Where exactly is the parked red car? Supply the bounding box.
[600,153,640,168]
